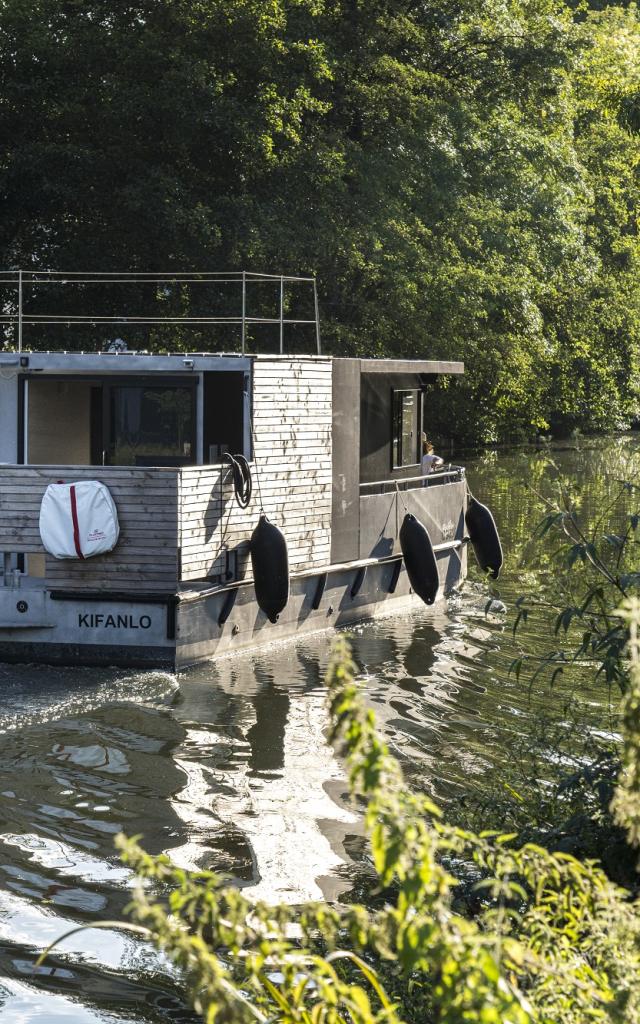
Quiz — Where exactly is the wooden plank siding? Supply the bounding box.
[0,466,179,592]
[0,357,334,593]
[178,357,333,582]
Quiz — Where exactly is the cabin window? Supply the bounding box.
[392,389,421,468]
[108,384,195,466]
[24,376,196,467]
[202,371,248,462]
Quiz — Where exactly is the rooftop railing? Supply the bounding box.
[0,270,322,356]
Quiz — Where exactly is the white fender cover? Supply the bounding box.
[39,481,120,559]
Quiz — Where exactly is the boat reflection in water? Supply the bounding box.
[169,642,360,903]
[167,595,489,904]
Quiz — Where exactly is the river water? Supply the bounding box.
[0,437,637,1022]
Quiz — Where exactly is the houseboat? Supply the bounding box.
[0,271,498,670]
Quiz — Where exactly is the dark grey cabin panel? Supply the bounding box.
[360,373,425,484]
[331,359,360,563]
[359,480,467,559]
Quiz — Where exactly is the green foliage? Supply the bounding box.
[612,598,640,849]
[99,637,640,1023]
[0,1,638,442]
[455,448,640,878]
[510,451,640,693]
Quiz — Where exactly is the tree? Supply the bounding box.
[1,1,638,442]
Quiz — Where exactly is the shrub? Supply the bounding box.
[88,634,640,1023]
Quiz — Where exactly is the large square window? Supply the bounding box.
[24,375,197,467]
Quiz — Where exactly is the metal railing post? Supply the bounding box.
[241,270,246,355]
[313,278,321,354]
[17,270,23,353]
[279,275,284,354]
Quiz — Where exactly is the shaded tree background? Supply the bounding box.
[0,0,638,443]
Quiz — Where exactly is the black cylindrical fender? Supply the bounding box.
[465,495,503,580]
[399,513,439,606]
[250,514,290,623]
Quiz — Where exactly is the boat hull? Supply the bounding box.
[0,544,466,671]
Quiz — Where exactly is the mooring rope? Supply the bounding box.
[394,479,409,515]
[394,477,454,537]
[222,452,252,508]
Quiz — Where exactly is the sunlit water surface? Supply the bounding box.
[0,437,637,1021]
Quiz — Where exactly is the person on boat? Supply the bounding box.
[421,433,444,476]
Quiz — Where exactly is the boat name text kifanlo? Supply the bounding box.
[78,613,152,629]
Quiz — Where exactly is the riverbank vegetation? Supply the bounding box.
[93,625,640,1023]
[1,1,639,443]
[454,443,640,884]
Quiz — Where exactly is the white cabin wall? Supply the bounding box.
[179,357,333,580]
[0,373,19,463]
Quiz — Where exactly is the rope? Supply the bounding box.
[394,480,409,515]
[394,477,452,536]
[222,452,252,509]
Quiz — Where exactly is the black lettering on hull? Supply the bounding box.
[78,611,154,631]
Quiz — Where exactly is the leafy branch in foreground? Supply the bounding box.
[111,636,640,1023]
[612,598,640,851]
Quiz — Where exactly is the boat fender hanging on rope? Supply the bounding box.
[399,513,439,606]
[250,514,289,623]
[465,495,503,580]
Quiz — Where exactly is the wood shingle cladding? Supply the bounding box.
[178,357,333,582]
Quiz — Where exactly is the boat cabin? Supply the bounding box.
[0,272,467,668]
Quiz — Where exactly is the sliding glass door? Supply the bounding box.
[22,374,197,467]
[106,381,196,466]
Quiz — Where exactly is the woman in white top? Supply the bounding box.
[421,434,444,476]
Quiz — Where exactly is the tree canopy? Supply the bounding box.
[0,0,638,442]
